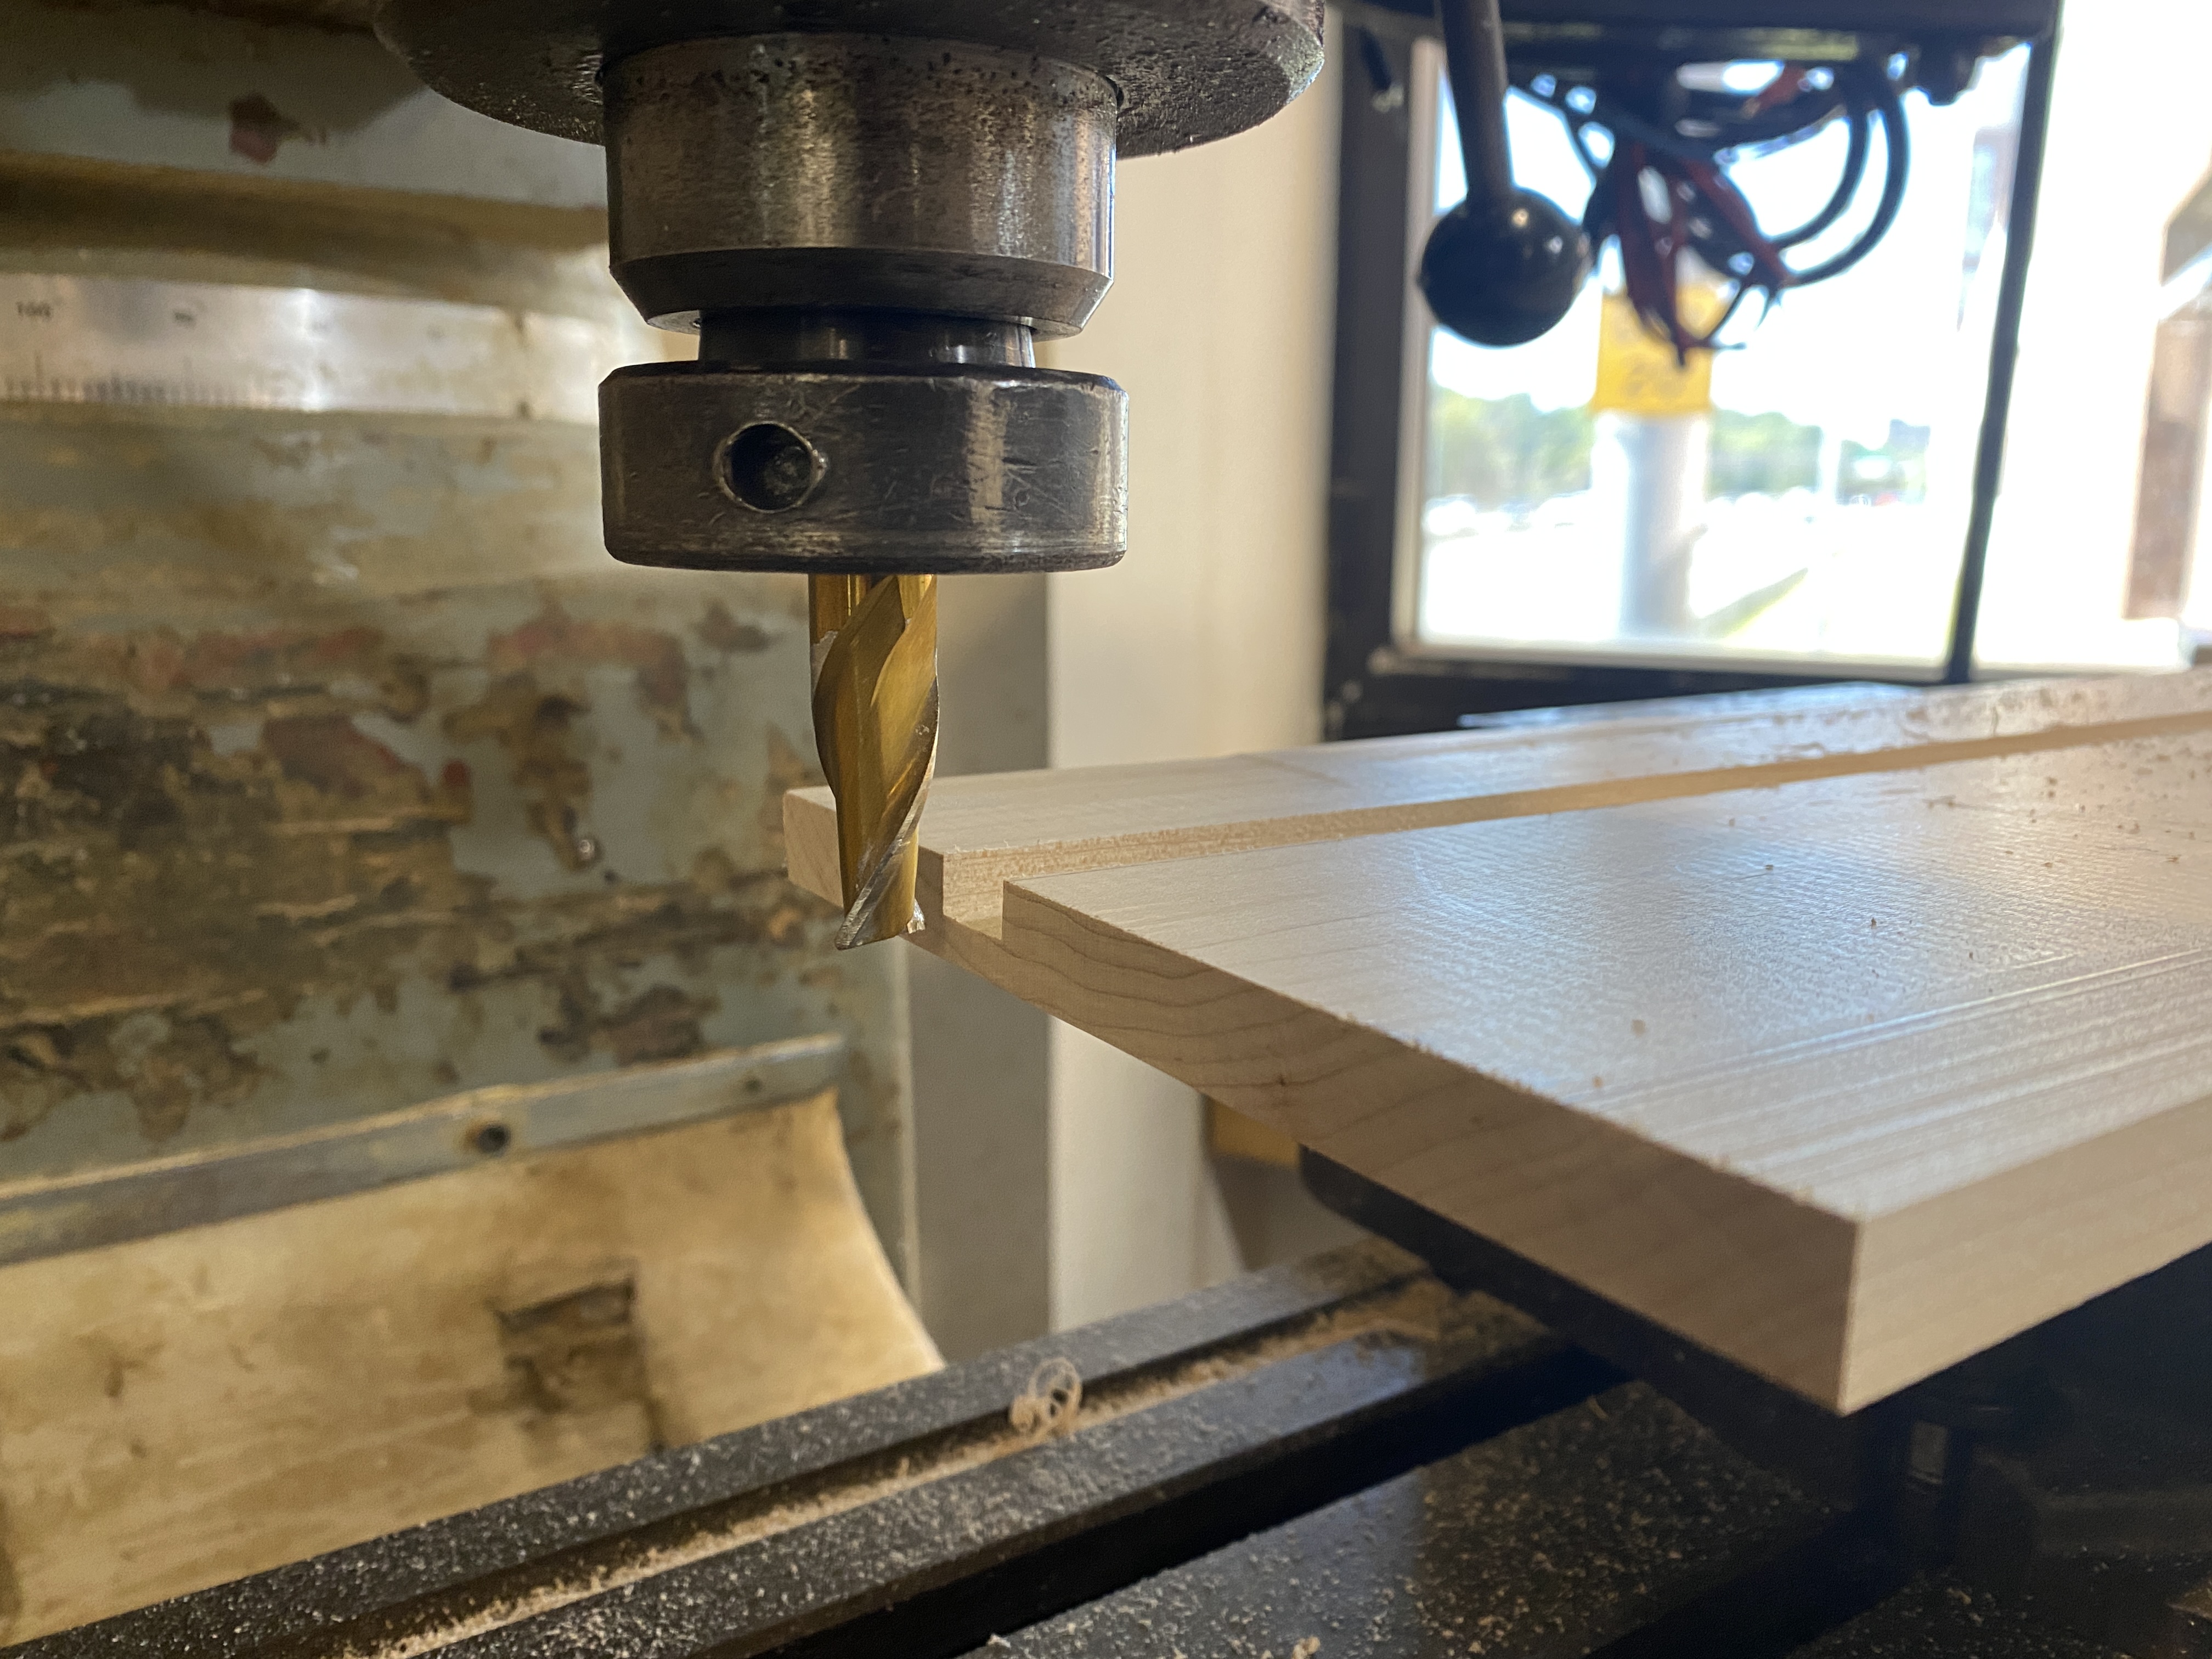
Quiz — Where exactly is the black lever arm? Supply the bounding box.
[1440,0,1515,210]
[1420,0,1590,347]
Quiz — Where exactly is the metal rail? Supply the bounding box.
[0,1034,846,1266]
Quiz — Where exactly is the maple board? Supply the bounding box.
[789,672,2212,938]
[788,669,2212,1410]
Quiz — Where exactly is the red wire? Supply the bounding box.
[1614,147,1793,364]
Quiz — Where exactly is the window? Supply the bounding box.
[1328,3,2210,739]
[1407,41,2023,674]
[1976,3,2212,672]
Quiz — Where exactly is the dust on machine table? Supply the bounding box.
[24,1224,2212,1657]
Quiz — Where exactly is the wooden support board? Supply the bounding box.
[788,670,2212,1412]
[0,1088,937,1641]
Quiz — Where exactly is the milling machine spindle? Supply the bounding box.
[372,0,1327,944]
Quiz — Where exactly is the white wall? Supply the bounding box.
[1037,31,1344,1330]
[910,577,1053,1361]
[1979,3,2212,668]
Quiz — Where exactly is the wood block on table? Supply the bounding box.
[787,670,2212,1411]
[0,1087,937,1640]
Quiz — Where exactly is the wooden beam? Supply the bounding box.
[786,671,2212,1410]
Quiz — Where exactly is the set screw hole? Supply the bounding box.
[721,422,825,512]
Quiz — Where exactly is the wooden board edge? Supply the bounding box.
[785,785,842,907]
[1843,1087,2212,1412]
[992,876,1861,1409]
[786,690,2212,936]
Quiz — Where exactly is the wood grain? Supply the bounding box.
[0,1091,937,1641]
[783,670,2212,1409]
[788,671,2212,933]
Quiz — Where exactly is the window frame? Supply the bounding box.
[1322,4,2062,740]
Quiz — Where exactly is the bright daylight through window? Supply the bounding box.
[1402,5,2212,677]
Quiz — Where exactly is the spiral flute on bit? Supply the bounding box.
[809,573,940,949]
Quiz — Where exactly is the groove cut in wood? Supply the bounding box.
[785,670,2212,1410]
[788,671,2212,934]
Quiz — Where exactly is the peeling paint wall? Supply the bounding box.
[0,403,916,1282]
[0,1,602,210]
[0,14,916,1277]
[0,13,922,1624]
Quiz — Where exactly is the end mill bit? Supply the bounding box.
[809,572,940,949]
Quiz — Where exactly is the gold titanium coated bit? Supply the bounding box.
[808,572,940,949]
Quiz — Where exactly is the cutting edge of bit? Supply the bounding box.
[808,572,939,950]
[830,681,936,951]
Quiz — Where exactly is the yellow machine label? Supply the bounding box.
[1589,288,1723,417]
